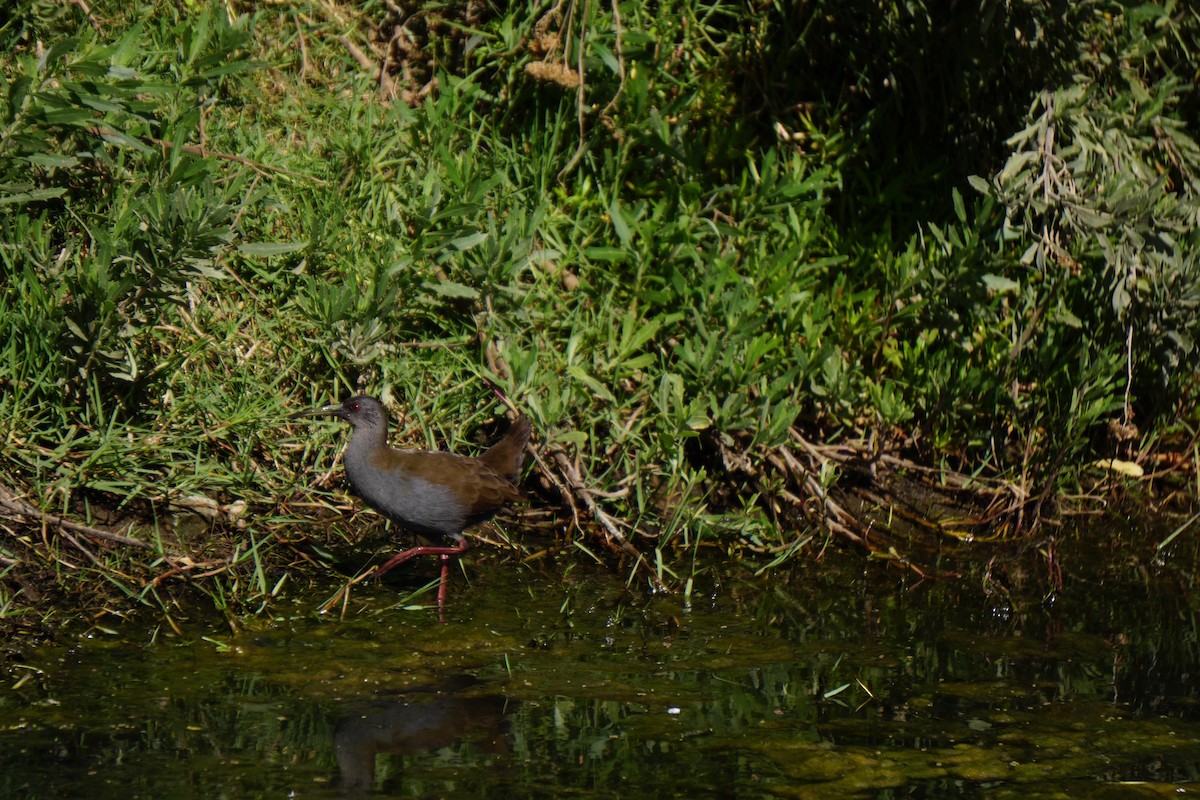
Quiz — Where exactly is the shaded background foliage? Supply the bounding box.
[728,0,1083,226]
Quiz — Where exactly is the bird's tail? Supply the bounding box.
[479,415,532,484]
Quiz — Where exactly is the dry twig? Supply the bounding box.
[549,449,668,592]
[0,484,149,549]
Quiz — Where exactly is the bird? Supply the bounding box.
[292,396,531,607]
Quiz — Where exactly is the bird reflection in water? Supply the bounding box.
[332,677,515,795]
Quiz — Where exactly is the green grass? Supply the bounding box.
[1,0,1198,632]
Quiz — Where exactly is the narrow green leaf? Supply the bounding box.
[22,154,79,168]
[609,198,632,246]
[583,246,627,262]
[238,242,308,256]
[0,188,67,204]
[448,231,488,251]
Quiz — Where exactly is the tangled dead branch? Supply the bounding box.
[700,423,1067,577]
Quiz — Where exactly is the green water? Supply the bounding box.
[2,525,1199,799]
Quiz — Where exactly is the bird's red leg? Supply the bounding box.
[436,554,452,616]
[373,539,470,578]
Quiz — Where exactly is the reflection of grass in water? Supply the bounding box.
[2,553,1200,797]
[728,704,1200,796]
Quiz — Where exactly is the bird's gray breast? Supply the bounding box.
[343,449,467,538]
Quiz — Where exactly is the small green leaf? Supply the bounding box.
[998,150,1038,183]
[1052,305,1082,328]
[567,365,616,402]
[553,430,589,447]
[424,280,480,299]
[107,65,139,80]
[981,273,1019,292]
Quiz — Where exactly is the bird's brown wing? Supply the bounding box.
[459,463,524,522]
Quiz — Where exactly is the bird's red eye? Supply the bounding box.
[350,402,360,411]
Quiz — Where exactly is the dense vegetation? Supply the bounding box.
[1,0,1197,630]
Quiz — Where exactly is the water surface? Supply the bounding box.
[2,523,1198,799]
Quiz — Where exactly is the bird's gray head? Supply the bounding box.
[291,395,388,430]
